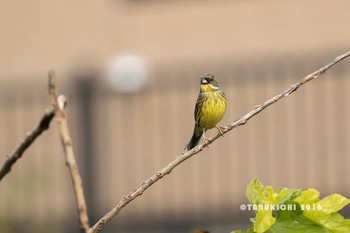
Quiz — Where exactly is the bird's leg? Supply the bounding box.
[215,126,225,137]
[202,130,211,148]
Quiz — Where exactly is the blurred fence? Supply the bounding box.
[1,55,350,233]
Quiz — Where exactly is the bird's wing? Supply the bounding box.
[194,92,205,125]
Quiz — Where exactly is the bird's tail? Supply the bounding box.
[185,125,203,151]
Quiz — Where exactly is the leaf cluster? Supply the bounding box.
[233,179,350,233]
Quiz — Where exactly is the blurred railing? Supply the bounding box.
[0,55,350,232]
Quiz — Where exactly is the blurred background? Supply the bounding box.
[1,0,350,232]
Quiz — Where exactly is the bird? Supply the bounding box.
[185,74,227,151]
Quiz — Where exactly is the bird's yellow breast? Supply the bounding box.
[198,91,226,130]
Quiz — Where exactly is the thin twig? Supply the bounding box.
[89,50,350,233]
[48,71,90,233]
[0,107,55,181]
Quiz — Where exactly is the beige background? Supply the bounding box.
[1,1,350,233]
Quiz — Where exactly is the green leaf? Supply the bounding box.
[274,188,301,205]
[275,200,302,221]
[318,194,350,214]
[298,193,350,229]
[267,218,328,233]
[294,189,320,205]
[254,210,276,233]
[246,178,265,204]
[263,186,277,204]
[231,228,255,233]
[320,213,350,233]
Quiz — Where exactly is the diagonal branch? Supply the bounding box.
[0,107,55,181]
[48,71,90,233]
[89,50,350,233]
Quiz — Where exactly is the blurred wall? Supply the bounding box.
[1,1,350,233]
[1,0,350,78]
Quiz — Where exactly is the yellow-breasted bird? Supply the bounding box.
[185,74,227,150]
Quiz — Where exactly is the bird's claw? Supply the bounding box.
[215,126,225,137]
[203,138,211,148]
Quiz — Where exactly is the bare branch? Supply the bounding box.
[48,71,90,233]
[89,51,350,233]
[0,107,55,181]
